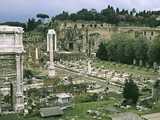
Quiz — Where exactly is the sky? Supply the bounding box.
[0,0,160,22]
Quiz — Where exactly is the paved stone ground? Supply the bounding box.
[55,66,121,93]
[142,113,160,120]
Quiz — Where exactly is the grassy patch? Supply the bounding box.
[95,60,158,79]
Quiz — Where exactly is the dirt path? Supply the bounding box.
[142,113,160,120]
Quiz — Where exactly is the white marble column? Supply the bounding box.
[35,48,39,60]
[28,49,32,63]
[55,33,57,51]
[35,47,39,65]
[21,55,24,92]
[15,54,24,112]
[0,83,2,113]
[47,30,56,78]
[47,35,49,52]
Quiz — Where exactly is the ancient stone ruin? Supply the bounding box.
[47,29,57,78]
[0,26,24,112]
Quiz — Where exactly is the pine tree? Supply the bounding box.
[123,77,140,105]
[96,42,107,60]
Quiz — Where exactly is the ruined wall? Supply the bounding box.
[23,32,47,66]
[0,54,16,110]
[53,20,115,55]
[53,20,160,55]
[23,20,160,62]
[0,55,16,82]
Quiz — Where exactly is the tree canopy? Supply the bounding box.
[54,5,160,27]
[123,77,140,105]
[36,13,49,19]
[96,33,160,67]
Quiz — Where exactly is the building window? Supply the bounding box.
[69,43,73,50]
[74,24,77,28]
[151,31,154,36]
[90,24,93,27]
[135,32,140,38]
[144,31,146,36]
[150,37,152,40]
[82,24,85,28]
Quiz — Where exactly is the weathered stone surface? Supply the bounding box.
[47,29,56,78]
[0,25,24,113]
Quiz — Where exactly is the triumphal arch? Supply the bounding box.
[0,26,24,112]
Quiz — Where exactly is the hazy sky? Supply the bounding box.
[0,0,160,22]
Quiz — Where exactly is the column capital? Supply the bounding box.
[16,54,21,62]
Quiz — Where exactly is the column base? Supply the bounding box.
[48,63,55,78]
[35,59,40,66]
[15,93,24,112]
[15,104,24,113]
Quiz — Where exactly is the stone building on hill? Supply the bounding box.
[51,20,160,56]
[23,20,160,61]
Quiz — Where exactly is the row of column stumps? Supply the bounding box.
[46,29,92,76]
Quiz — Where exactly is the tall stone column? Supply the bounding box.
[55,33,57,51]
[0,81,2,113]
[0,97,1,113]
[47,35,49,52]
[35,48,39,60]
[35,47,39,64]
[47,31,57,52]
[15,54,24,112]
[82,36,87,53]
[28,50,32,63]
[47,30,56,78]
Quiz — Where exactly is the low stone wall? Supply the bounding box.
[55,52,86,61]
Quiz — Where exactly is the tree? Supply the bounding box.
[152,79,160,101]
[134,36,149,65]
[36,13,49,19]
[76,9,94,21]
[123,78,140,105]
[24,69,34,79]
[148,35,160,64]
[51,5,160,27]
[104,33,135,64]
[96,42,107,60]
[55,11,69,20]
[26,18,41,31]
[124,38,135,64]
[101,5,116,23]
[130,8,136,16]
[70,13,79,21]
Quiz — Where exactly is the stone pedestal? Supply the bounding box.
[28,52,33,63]
[48,62,55,78]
